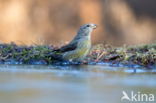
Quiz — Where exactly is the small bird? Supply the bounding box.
[53,23,97,62]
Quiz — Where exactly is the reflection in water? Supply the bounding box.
[0,65,156,103]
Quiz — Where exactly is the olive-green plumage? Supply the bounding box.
[54,23,97,62]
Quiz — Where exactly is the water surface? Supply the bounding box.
[0,64,156,103]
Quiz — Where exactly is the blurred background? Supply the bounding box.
[0,0,156,46]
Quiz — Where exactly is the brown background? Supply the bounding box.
[0,0,156,46]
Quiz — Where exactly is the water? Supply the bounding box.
[0,64,156,103]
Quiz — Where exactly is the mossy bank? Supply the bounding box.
[0,42,155,68]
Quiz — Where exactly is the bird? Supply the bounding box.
[52,23,97,62]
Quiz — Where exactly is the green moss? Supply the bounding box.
[0,43,56,64]
[89,43,156,67]
[0,42,155,67]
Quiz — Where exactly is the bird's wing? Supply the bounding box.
[54,41,78,53]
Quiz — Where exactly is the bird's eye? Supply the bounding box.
[86,25,90,27]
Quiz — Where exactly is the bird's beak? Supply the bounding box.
[93,24,97,29]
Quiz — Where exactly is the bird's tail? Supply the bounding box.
[45,52,64,61]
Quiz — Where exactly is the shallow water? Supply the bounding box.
[0,64,156,103]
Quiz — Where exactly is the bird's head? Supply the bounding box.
[77,23,97,37]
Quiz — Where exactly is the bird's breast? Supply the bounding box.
[79,38,90,46]
[63,38,91,61]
